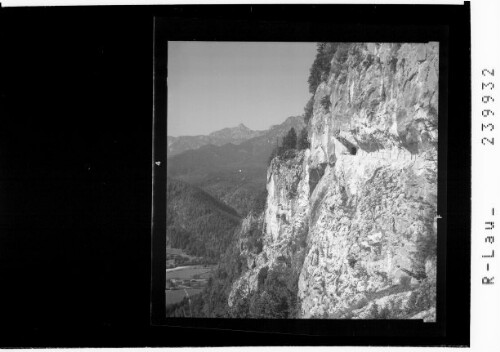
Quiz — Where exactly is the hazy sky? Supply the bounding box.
[167,41,317,137]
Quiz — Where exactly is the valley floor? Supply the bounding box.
[165,247,215,309]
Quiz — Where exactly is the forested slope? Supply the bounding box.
[167,177,240,260]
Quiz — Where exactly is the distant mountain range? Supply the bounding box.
[168,123,266,156]
[167,116,306,215]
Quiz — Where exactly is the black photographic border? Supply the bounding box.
[151,4,470,346]
[0,3,469,348]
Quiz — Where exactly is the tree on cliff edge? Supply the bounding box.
[308,42,337,94]
[281,127,297,152]
[297,128,310,150]
[268,127,300,164]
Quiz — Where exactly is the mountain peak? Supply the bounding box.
[284,115,304,124]
[167,117,300,157]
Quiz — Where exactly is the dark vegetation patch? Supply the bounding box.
[303,96,314,124]
[268,127,296,164]
[240,264,301,319]
[390,57,398,73]
[167,178,240,260]
[287,176,301,198]
[297,128,310,150]
[321,95,331,111]
[166,230,248,318]
[308,42,337,94]
[333,43,350,64]
[269,127,309,165]
[251,188,268,214]
[257,266,269,290]
[408,280,436,314]
[290,223,309,254]
[242,217,264,255]
[369,302,391,319]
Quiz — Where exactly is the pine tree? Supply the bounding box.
[282,127,297,150]
[307,43,338,94]
[297,128,310,150]
[303,96,314,124]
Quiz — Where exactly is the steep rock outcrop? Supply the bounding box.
[228,43,438,321]
[299,149,437,319]
[228,151,310,310]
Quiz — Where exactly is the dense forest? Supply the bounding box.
[166,214,307,319]
[167,177,241,260]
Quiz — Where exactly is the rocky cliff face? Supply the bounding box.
[228,151,310,310]
[228,43,439,321]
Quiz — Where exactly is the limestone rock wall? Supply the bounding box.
[228,151,310,308]
[228,43,439,321]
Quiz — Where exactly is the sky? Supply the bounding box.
[167,41,317,137]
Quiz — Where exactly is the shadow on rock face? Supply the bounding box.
[396,109,421,154]
[308,162,327,196]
